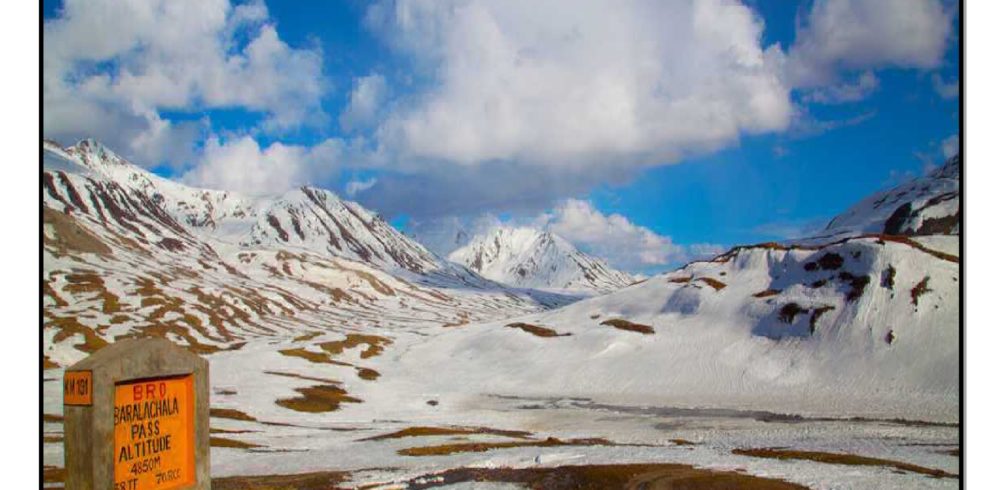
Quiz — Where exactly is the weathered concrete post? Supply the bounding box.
[63,338,210,490]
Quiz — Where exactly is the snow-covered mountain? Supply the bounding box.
[449,226,635,293]
[45,139,458,276]
[45,143,960,487]
[822,155,959,238]
[391,155,960,422]
[42,139,575,368]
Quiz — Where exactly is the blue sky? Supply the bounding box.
[43,0,960,273]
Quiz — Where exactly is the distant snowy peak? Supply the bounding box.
[824,155,959,237]
[449,226,634,293]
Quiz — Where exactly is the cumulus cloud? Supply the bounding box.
[789,108,877,138]
[539,199,684,270]
[344,177,379,197]
[804,71,878,104]
[43,0,326,168]
[405,214,503,257]
[340,74,388,133]
[181,136,343,195]
[405,200,717,273]
[786,0,953,88]
[932,73,959,99]
[366,0,791,167]
[941,133,959,159]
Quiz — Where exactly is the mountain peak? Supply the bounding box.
[68,138,129,167]
[449,225,634,293]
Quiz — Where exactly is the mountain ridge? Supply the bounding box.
[385,154,960,422]
[42,138,578,369]
[449,225,636,294]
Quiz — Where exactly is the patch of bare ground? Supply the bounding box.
[210,436,263,449]
[357,368,381,381]
[732,448,957,479]
[809,306,835,333]
[279,347,381,381]
[210,428,256,434]
[295,278,356,304]
[47,313,108,353]
[695,277,726,291]
[911,276,932,306]
[669,438,697,446]
[43,278,68,307]
[279,347,347,365]
[319,334,393,359]
[116,323,224,356]
[837,272,871,301]
[265,370,340,384]
[401,464,807,490]
[63,271,122,314]
[882,265,896,289]
[506,322,572,338]
[397,436,613,457]
[43,466,65,487]
[281,343,384,381]
[601,318,655,335]
[43,208,112,256]
[293,331,322,342]
[360,426,533,442]
[778,303,807,324]
[213,471,349,490]
[442,312,471,328]
[210,407,257,422]
[753,288,780,298]
[777,303,838,333]
[43,355,59,370]
[276,384,361,413]
[335,262,396,296]
[668,276,692,283]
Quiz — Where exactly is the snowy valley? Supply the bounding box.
[43,140,959,489]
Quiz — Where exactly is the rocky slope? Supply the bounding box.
[42,139,574,369]
[823,155,959,238]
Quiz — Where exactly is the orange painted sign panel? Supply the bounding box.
[113,375,196,490]
[64,370,93,406]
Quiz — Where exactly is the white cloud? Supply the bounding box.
[786,0,953,88]
[941,133,959,159]
[43,0,326,167]
[340,74,388,133]
[804,71,879,104]
[405,214,503,257]
[789,108,877,138]
[932,73,959,99]
[367,0,791,167]
[344,177,379,197]
[181,136,344,195]
[540,199,684,270]
[405,201,717,273]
